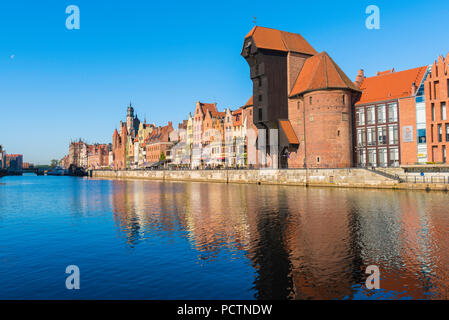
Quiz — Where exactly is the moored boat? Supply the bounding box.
[46,166,68,176]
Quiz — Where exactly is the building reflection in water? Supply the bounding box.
[108,179,449,299]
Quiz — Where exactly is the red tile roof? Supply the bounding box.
[376,69,395,76]
[290,52,360,97]
[279,120,299,145]
[356,66,427,105]
[243,96,253,107]
[232,109,243,126]
[245,26,317,55]
[200,102,217,115]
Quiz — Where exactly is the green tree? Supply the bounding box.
[159,152,166,161]
[50,159,59,168]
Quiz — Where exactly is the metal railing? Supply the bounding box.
[363,167,403,182]
[402,175,449,184]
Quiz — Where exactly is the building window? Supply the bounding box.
[357,128,366,147]
[316,156,320,164]
[434,81,439,99]
[438,124,443,142]
[377,105,386,124]
[389,125,398,145]
[356,108,365,125]
[429,82,432,100]
[443,146,446,162]
[368,149,377,167]
[297,101,300,110]
[342,112,348,121]
[431,124,434,142]
[258,95,262,102]
[431,103,435,121]
[388,103,398,122]
[418,128,427,144]
[389,148,399,167]
[258,78,262,87]
[378,126,387,145]
[310,97,313,105]
[367,127,376,146]
[358,149,366,166]
[367,106,375,124]
[378,148,388,167]
[441,102,447,121]
[342,95,345,105]
[258,108,262,121]
[446,124,449,142]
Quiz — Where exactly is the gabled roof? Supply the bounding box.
[243,96,253,107]
[200,102,217,115]
[290,52,360,97]
[356,66,427,105]
[232,109,243,127]
[245,26,317,55]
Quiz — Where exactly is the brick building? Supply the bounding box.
[192,102,219,168]
[425,54,449,163]
[145,122,174,166]
[242,26,360,168]
[354,66,429,167]
[112,123,128,170]
[87,144,111,169]
[5,154,23,171]
[68,139,87,168]
[241,97,259,168]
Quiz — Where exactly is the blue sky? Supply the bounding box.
[1,0,448,164]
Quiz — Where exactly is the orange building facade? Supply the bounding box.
[354,66,429,167]
[425,54,449,163]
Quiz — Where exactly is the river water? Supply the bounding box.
[0,174,448,299]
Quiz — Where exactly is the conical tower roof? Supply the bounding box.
[290,51,360,97]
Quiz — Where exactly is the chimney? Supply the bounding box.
[355,69,365,87]
[411,82,417,96]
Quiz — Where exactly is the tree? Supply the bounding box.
[159,152,166,161]
[50,159,59,168]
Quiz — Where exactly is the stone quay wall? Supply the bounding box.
[91,168,408,189]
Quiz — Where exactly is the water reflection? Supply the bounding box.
[107,179,449,299]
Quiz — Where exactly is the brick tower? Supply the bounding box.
[242,26,360,168]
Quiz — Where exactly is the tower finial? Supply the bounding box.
[253,16,257,25]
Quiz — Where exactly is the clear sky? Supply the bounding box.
[1,0,448,164]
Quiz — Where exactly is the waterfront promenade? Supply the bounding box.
[92,168,449,191]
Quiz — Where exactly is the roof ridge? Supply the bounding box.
[308,55,322,93]
[279,30,288,51]
[327,54,349,89]
[324,54,328,88]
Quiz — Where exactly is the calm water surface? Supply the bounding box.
[0,174,448,299]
